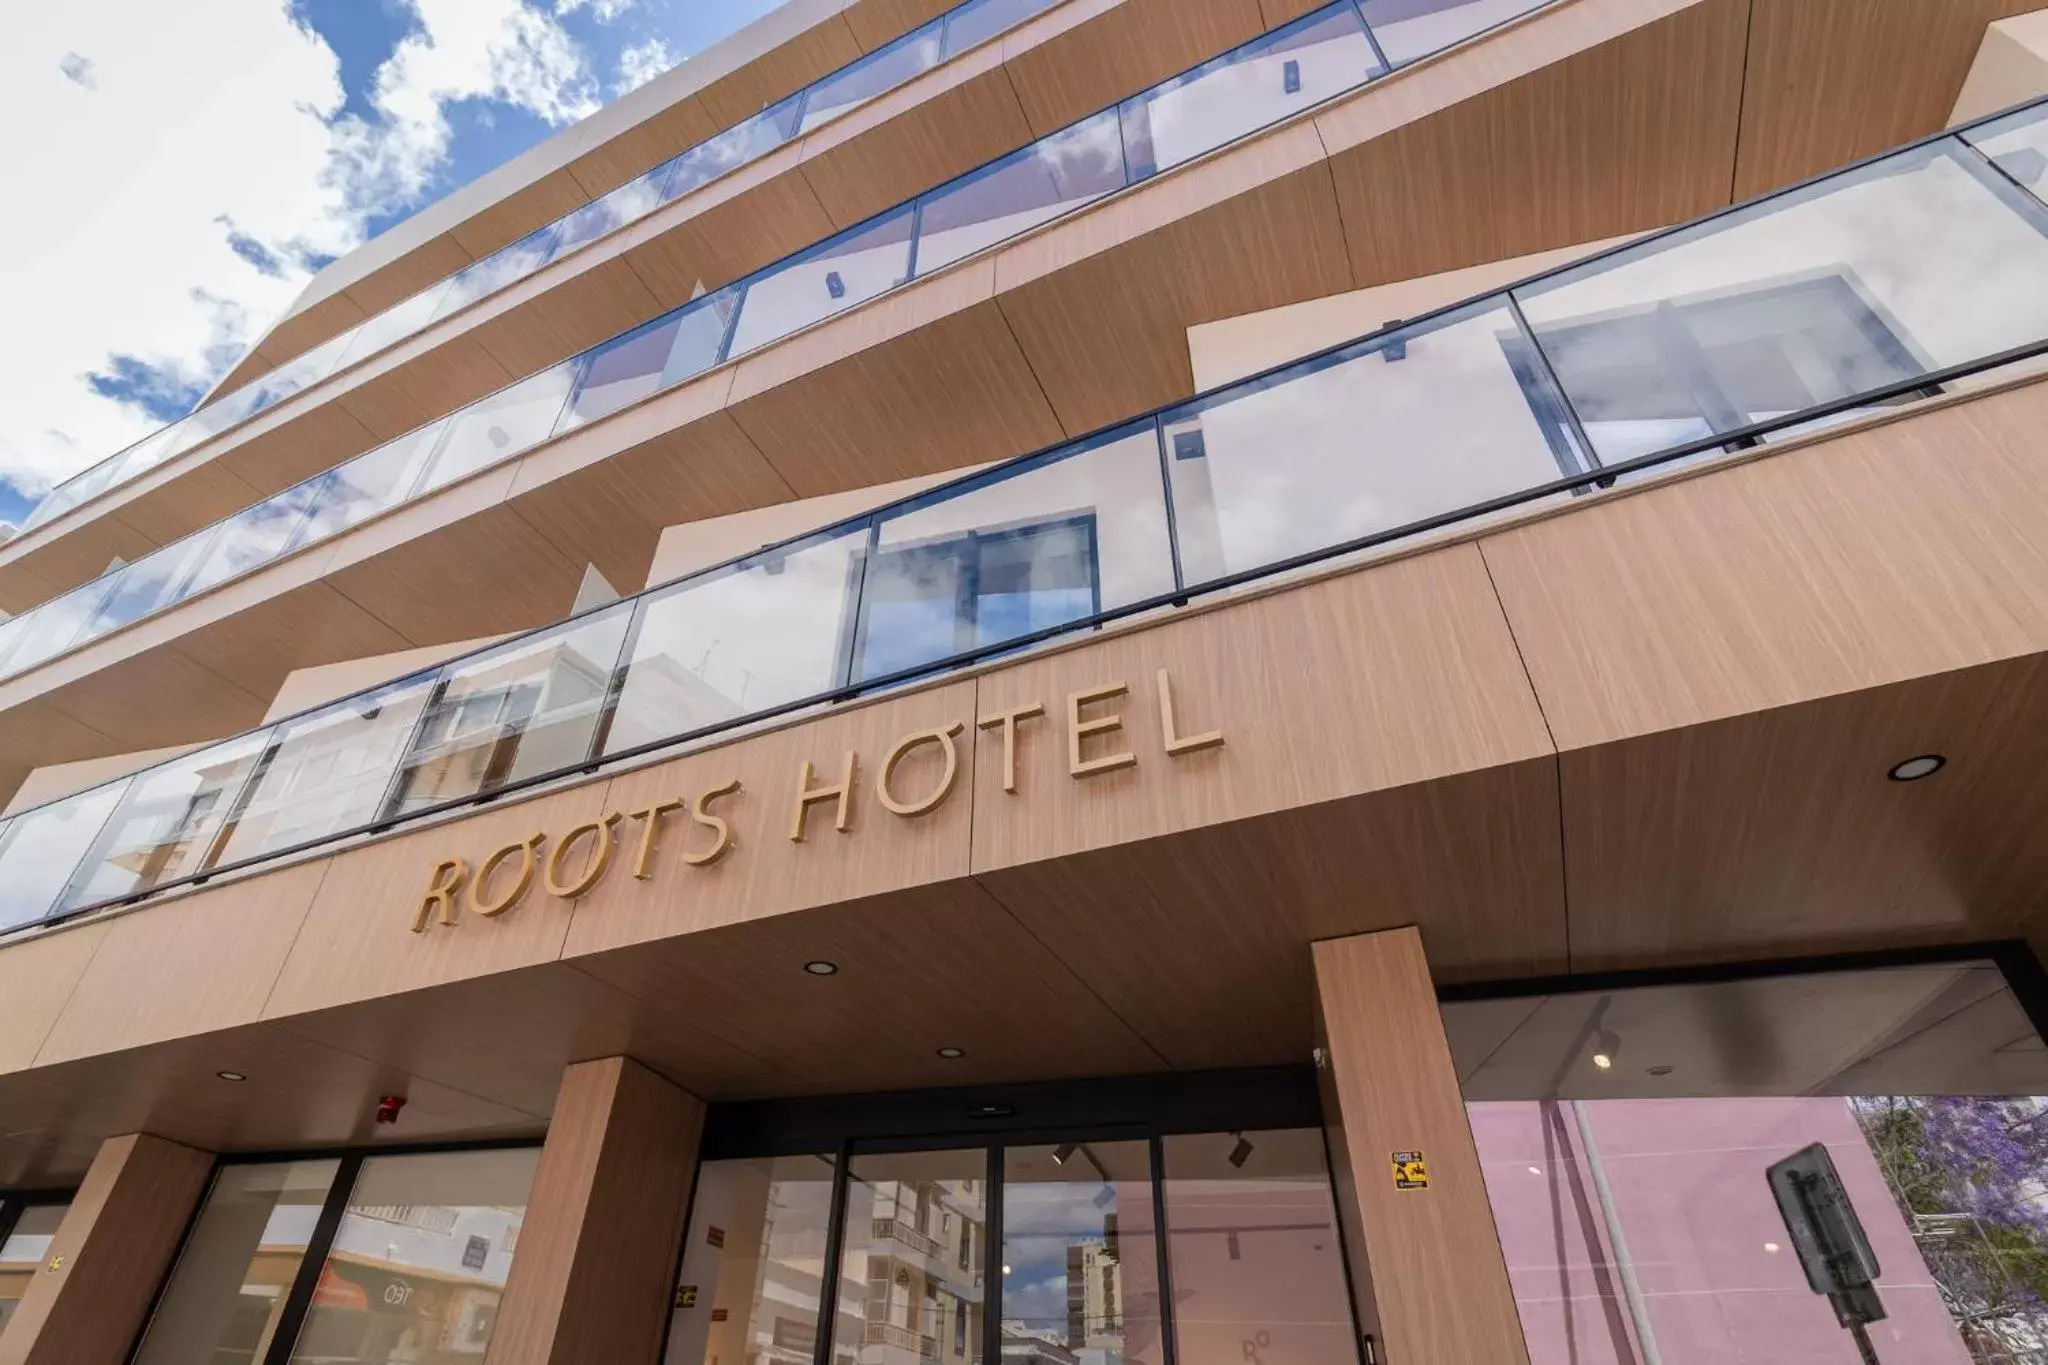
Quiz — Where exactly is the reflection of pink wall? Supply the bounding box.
[1162,1184,1356,1365]
[1469,1098,1972,1365]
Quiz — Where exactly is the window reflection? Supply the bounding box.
[1001,1142,1163,1365]
[725,208,916,356]
[830,1150,989,1365]
[942,0,1058,55]
[666,96,806,203]
[0,1203,70,1336]
[132,1161,342,1365]
[553,164,673,259]
[384,607,632,816]
[0,781,129,931]
[562,292,740,431]
[417,362,583,494]
[84,535,221,638]
[915,111,1127,276]
[664,1154,838,1365]
[432,224,564,323]
[284,1149,538,1365]
[1160,1131,1357,1365]
[1358,0,1551,67]
[293,423,446,544]
[800,28,946,133]
[337,280,456,372]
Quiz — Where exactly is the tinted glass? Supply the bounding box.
[1165,301,1584,587]
[1160,1130,1358,1365]
[943,0,1058,55]
[604,527,868,755]
[210,673,438,864]
[131,1160,342,1365]
[83,534,219,637]
[664,1154,840,1365]
[0,780,129,930]
[54,730,272,913]
[829,1149,989,1365]
[1120,7,1383,181]
[915,110,1128,276]
[800,27,945,133]
[0,578,113,674]
[284,1148,540,1365]
[665,95,805,203]
[561,291,741,430]
[857,425,1173,680]
[432,223,564,323]
[725,206,916,355]
[1359,0,1551,66]
[551,163,672,259]
[1518,142,2048,463]
[178,482,324,600]
[384,606,632,816]
[1001,1142,1163,1363]
[0,1204,70,1334]
[294,422,447,544]
[416,361,582,494]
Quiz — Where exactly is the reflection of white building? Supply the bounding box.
[1065,1237,1122,1359]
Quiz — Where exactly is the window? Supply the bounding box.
[134,1147,538,1365]
[662,1154,839,1365]
[0,1198,72,1335]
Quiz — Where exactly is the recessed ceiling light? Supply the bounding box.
[803,960,839,976]
[216,1070,247,1082]
[1888,754,1945,782]
[936,1047,965,1059]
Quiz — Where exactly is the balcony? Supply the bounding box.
[0,0,1308,608]
[2,93,2047,944]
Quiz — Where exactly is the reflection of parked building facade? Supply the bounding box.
[8,2,2048,1364]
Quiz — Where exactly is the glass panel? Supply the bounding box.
[1165,301,1585,588]
[560,291,742,430]
[1518,142,2048,464]
[664,95,806,203]
[1359,0,1552,67]
[131,1160,342,1365]
[293,422,447,544]
[284,1148,540,1365]
[415,361,583,494]
[725,206,917,356]
[829,1149,989,1365]
[664,1154,840,1365]
[167,385,266,458]
[0,577,115,675]
[1119,7,1384,181]
[76,531,219,641]
[1160,1130,1358,1365]
[1964,103,2048,203]
[799,26,946,133]
[915,110,1129,276]
[0,1204,71,1335]
[604,527,868,755]
[0,780,128,930]
[385,606,632,816]
[856,426,1173,681]
[246,327,358,410]
[337,278,456,371]
[550,163,673,260]
[177,482,325,600]
[943,0,1059,56]
[1001,1141,1164,1364]
[211,673,439,865]
[431,223,564,323]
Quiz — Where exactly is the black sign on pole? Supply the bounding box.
[1767,1142,1886,1364]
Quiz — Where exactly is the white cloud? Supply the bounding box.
[0,0,604,499]
[615,36,677,95]
[558,0,638,20]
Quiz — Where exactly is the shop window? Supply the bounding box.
[1002,1142,1163,1365]
[830,1150,988,1365]
[0,1199,73,1336]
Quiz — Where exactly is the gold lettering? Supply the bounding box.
[977,703,1044,794]
[790,751,858,842]
[471,834,543,917]
[1157,668,1225,757]
[1067,682,1136,778]
[544,813,623,899]
[627,798,687,880]
[683,779,742,867]
[876,723,964,818]
[411,858,468,933]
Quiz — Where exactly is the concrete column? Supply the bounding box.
[486,1056,706,1365]
[1313,928,1529,1365]
[0,1133,214,1365]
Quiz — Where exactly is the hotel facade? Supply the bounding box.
[6,0,2048,1361]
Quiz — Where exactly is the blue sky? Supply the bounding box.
[0,0,789,531]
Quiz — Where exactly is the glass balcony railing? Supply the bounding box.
[5,94,2048,940]
[15,0,1072,538]
[0,0,1554,683]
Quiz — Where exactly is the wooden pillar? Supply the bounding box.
[0,1133,213,1365]
[1313,928,1529,1365]
[486,1056,706,1365]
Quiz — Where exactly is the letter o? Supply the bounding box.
[545,814,621,899]
[470,833,543,917]
[876,722,964,818]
